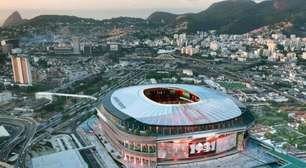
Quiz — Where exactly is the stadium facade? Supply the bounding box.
[96,84,254,168]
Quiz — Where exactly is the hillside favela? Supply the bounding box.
[0,0,306,168]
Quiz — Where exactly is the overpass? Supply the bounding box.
[250,136,306,168]
[77,145,96,151]
[35,92,98,101]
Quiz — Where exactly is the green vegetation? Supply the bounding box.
[148,0,306,34]
[147,12,177,25]
[264,126,305,150]
[44,97,66,112]
[298,125,306,135]
[10,83,52,95]
[277,126,305,150]
[71,75,110,95]
[37,59,49,68]
[145,71,177,80]
[218,81,246,90]
[0,54,6,65]
[251,105,289,126]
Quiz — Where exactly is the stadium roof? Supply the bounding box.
[32,150,87,168]
[102,84,242,126]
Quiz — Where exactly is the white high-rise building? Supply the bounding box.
[302,52,306,60]
[72,37,80,54]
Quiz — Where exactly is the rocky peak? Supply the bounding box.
[2,11,23,27]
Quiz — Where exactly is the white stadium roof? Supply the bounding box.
[103,84,242,126]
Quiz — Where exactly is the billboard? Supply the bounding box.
[157,141,189,161]
[157,137,217,161]
[188,138,216,157]
[216,133,237,153]
[157,133,238,162]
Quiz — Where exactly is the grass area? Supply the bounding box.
[218,81,247,90]
[145,71,176,80]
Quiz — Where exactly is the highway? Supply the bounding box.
[20,64,156,168]
[175,55,305,104]
[0,117,27,160]
[0,118,25,156]
[15,118,37,168]
[0,116,37,168]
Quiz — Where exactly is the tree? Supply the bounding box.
[264,132,273,139]
[298,124,306,135]
[0,54,6,65]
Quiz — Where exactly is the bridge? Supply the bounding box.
[35,92,98,101]
[77,145,96,151]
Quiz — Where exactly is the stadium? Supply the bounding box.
[96,84,255,168]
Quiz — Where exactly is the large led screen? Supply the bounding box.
[157,133,238,162]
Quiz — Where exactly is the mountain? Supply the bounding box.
[14,14,147,29]
[4,14,151,37]
[147,12,178,24]
[184,0,257,32]
[2,11,24,27]
[147,0,306,34]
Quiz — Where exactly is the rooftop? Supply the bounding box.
[0,125,10,137]
[102,84,242,126]
[31,150,88,168]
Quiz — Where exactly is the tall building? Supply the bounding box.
[72,37,80,54]
[302,52,306,60]
[267,40,277,55]
[210,41,219,51]
[181,45,200,56]
[11,55,32,86]
[110,43,119,51]
[82,44,93,56]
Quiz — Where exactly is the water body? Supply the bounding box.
[0,8,203,26]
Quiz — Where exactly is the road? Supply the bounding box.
[0,117,27,160]
[15,117,37,168]
[23,64,156,168]
[0,116,37,168]
[175,55,305,104]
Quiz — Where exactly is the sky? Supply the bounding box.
[0,0,265,25]
[0,0,222,10]
[0,0,227,25]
